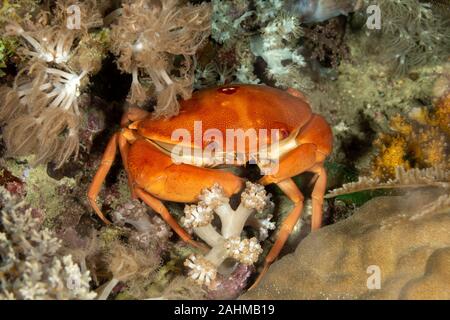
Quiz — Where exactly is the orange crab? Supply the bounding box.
[88,84,332,286]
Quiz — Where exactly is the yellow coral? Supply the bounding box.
[410,93,450,135]
[422,138,447,167]
[372,134,410,179]
[434,93,450,136]
[371,94,449,180]
[412,128,448,168]
[389,114,413,136]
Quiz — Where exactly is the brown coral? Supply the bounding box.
[97,240,161,300]
[110,0,212,118]
[303,18,349,69]
[0,1,108,168]
[433,93,450,136]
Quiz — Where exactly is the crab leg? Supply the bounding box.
[119,129,137,199]
[87,133,119,224]
[309,164,327,230]
[119,107,150,198]
[133,186,207,251]
[252,143,323,289]
[88,130,139,223]
[251,163,328,289]
[259,143,317,185]
[126,139,244,250]
[251,178,305,289]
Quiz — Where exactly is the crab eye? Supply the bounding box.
[218,86,238,95]
[280,129,290,139]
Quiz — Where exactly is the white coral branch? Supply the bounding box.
[246,214,276,241]
[183,182,273,288]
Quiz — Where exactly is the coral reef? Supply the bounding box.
[369,95,449,180]
[303,18,349,69]
[0,0,212,170]
[110,0,212,117]
[305,35,447,170]
[97,240,161,300]
[0,0,448,301]
[182,182,275,288]
[0,1,108,168]
[242,190,450,299]
[111,199,172,253]
[0,156,78,228]
[211,0,253,45]
[209,0,357,92]
[94,199,207,300]
[207,0,315,90]
[206,264,254,299]
[0,187,96,300]
[362,0,450,75]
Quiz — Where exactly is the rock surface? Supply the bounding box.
[241,190,450,299]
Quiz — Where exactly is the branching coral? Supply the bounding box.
[90,199,184,300]
[110,0,212,118]
[303,18,349,69]
[0,1,108,168]
[182,182,275,288]
[250,13,305,83]
[250,3,312,89]
[0,187,96,300]
[211,0,314,91]
[211,0,253,45]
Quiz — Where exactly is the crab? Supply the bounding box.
[88,84,333,287]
